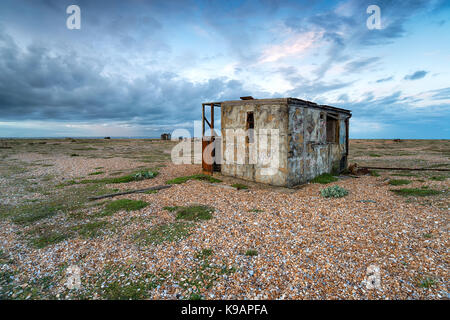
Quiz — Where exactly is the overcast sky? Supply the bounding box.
[0,0,449,138]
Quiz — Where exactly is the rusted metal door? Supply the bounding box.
[202,137,214,174]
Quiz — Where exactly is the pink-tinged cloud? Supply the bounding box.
[258,31,324,64]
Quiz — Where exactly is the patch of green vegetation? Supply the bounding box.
[369,153,381,157]
[10,203,64,225]
[418,277,436,288]
[94,167,104,170]
[72,221,110,238]
[248,209,264,213]
[174,205,214,221]
[422,233,433,239]
[388,179,411,186]
[320,185,349,198]
[70,169,158,185]
[369,170,380,177]
[245,249,258,257]
[310,173,338,184]
[166,174,221,184]
[231,183,248,190]
[144,190,158,194]
[163,206,179,212]
[1,183,116,225]
[430,176,446,181]
[195,249,213,260]
[84,264,166,300]
[134,222,193,245]
[99,199,148,217]
[88,171,104,176]
[30,232,68,248]
[390,188,441,197]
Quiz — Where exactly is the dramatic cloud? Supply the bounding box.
[0,0,449,138]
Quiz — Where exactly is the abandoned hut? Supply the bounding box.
[201,97,351,187]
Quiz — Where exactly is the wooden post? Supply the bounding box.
[211,104,214,134]
[202,104,205,137]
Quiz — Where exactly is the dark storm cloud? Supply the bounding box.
[404,70,428,80]
[0,29,258,125]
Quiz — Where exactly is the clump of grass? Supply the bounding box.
[430,176,446,181]
[231,183,248,190]
[310,173,338,184]
[133,170,157,180]
[72,221,110,238]
[369,153,381,157]
[88,171,104,176]
[195,249,214,260]
[245,249,258,257]
[418,277,436,288]
[369,170,380,177]
[99,199,148,217]
[134,222,192,245]
[166,174,221,184]
[144,190,158,194]
[3,183,117,225]
[87,265,165,300]
[77,169,158,185]
[390,188,441,197]
[30,232,68,248]
[388,179,411,186]
[174,205,214,221]
[163,206,179,212]
[422,233,433,239]
[10,203,64,225]
[320,185,349,198]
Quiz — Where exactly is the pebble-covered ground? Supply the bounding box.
[0,138,448,300]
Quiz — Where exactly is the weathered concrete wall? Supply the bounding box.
[219,99,350,187]
[286,103,349,186]
[221,101,289,186]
